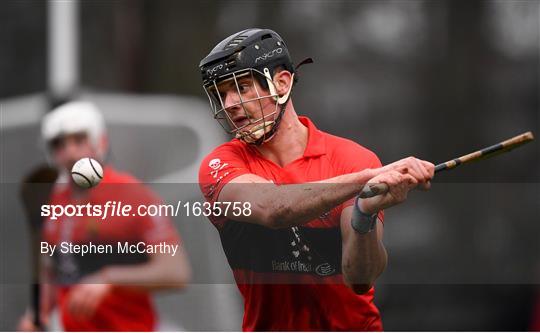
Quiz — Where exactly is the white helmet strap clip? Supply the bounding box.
[263,67,294,105]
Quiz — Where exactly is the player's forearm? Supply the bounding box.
[342,223,387,294]
[246,168,377,228]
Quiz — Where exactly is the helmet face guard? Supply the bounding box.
[203,67,293,144]
[200,28,295,145]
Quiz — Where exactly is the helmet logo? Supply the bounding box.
[255,48,283,64]
[207,64,224,75]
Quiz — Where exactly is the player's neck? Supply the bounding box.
[255,104,308,167]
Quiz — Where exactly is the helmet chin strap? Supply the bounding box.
[235,99,288,146]
[256,101,287,145]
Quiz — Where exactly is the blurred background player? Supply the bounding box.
[198,28,434,331]
[18,101,191,331]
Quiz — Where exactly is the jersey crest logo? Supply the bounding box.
[208,158,229,179]
[209,158,222,169]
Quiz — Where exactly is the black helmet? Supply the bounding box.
[199,28,299,146]
[200,28,295,88]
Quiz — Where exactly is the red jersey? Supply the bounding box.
[43,166,180,331]
[199,116,384,331]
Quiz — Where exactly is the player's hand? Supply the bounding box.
[379,156,435,190]
[358,170,420,214]
[66,271,113,320]
[17,309,48,331]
